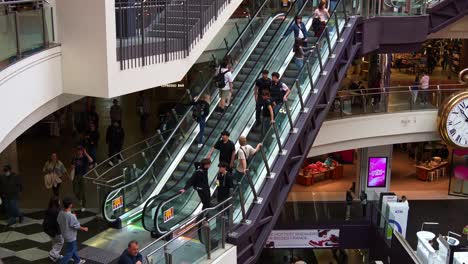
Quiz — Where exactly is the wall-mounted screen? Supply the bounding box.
[367,157,388,188]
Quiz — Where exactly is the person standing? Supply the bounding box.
[110,99,122,125]
[215,62,234,112]
[293,39,312,71]
[359,191,368,217]
[234,137,262,183]
[345,189,353,220]
[85,123,99,167]
[192,95,211,148]
[0,165,23,226]
[284,15,309,47]
[314,0,330,37]
[43,153,68,197]
[180,159,212,209]
[411,75,420,104]
[86,105,99,129]
[442,50,449,71]
[43,197,63,262]
[106,121,125,165]
[71,147,93,212]
[136,92,150,133]
[270,72,291,114]
[57,197,88,264]
[420,71,430,105]
[261,90,275,137]
[207,131,236,170]
[216,162,234,203]
[118,240,143,264]
[254,70,271,126]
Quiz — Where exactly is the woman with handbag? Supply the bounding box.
[43,153,68,197]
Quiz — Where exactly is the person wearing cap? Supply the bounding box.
[0,165,23,226]
[254,70,272,126]
[70,146,93,212]
[180,159,212,209]
[110,99,122,125]
[207,130,236,169]
[216,162,234,203]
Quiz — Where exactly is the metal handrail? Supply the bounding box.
[0,0,43,6]
[141,197,233,255]
[147,0,310,234]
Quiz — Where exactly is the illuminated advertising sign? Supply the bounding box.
[265,229,340,248]
[367,157,388,188]
[163,207,174,223]
[112,196,124,211]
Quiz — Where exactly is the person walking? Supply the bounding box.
[192,95,211,148]
[85,123,99,167]
[261,90,275,137]
[106,121,125,165]
[207,131,236,170]
[359,191,368,217]
[43,197,63,262]
[270,72,291,114]
[411,75,420,104]
[420,71,430,105]
[284,15,309,47]
[136,92,150,133]
[57,197,88,264]
[71,147,93,212]
[43,153,68,197]
[254,70,271,126]
[234,137,262,183]
[118,240,143,264]
[216,162,234,204]
[180,159,212,209]
[313,0,330,37]
[110,99,122,125]
[0,165,23,226]
[442,50,449,71]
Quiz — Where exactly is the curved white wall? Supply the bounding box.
[309,111,441,157]
[0,47,81,152]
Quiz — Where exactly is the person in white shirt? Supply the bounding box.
[419,72,430,105]
[313,0,330,37]
[234,137,262,183]
[217,62,234,112]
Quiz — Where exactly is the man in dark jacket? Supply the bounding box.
[216,162,234,203]
[180,159,211,209]
[118,240,143,264]
[106,121,125,165]
[0,165,23,226]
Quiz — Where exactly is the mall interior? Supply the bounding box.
[0,0,468,263]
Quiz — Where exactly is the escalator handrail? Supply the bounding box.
[142,10,291,231]
[148,0,308,234]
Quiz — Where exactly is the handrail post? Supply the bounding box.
[324,27,333,57]
[305,52,315,92]
[283,101,295,132]
[315,46,325,75]
[237,186,248,224]
[41,6,47,46]
[295,80,306,112]
[342,0,349,21]
[245,171,261,204]
[221,215,227,249]
[164,244,171,264]
[14,11,22,59]
[436,85,441,107]
[409,86,413,111]
[334,12,341,40]
[272,123,285,155]
[203,220,211,259]
[260,147,274,179]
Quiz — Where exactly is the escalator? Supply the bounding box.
[85,0,302,226]
[142,0,361,260]
[141,1,312,234]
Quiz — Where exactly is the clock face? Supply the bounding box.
[446,98,468,147]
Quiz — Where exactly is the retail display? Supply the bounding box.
[297,158,343,186]
[415,157,448,181]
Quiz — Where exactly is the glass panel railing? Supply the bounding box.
[361,0,431,17]
[146,0,309,234]
[0,2,55,70]
[98,0,297,224]
[327,84,468,120]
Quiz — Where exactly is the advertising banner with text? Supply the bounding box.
[265,229,340,248]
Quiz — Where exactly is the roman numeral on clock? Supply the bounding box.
[448,121,453,126]
[450,129,456,136]
[456,135,462,143]
[460,102,467,109]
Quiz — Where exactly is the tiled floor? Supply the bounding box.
[0,210,117,263]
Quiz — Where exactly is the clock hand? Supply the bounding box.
[458,106,468,121]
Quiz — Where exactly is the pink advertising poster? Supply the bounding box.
[367,157,387,188]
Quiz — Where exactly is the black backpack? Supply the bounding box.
[214,69,229,88]
[312,17,321,33]
[192,101,205,122]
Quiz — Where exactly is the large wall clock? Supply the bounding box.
[438,91,468,148]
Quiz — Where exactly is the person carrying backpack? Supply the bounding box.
[180,159,212,209]
[43,197,64,262]
[192,95,211,148]
[214,62,234,112]
[234,137,262,183]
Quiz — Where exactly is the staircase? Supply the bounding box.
[427,0,468,33]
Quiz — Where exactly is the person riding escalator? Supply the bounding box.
[180,159,212,209]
